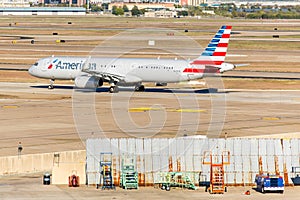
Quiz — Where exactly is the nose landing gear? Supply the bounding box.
[48,79,55,89]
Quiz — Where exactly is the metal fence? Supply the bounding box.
[86,138,300,186]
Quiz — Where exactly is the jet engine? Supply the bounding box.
[155,82,167,86]
[75,76,103,88]
[219,63,235,73]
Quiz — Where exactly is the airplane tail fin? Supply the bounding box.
[190,25,232,67]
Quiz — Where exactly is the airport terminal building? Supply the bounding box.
[0,7,86,15]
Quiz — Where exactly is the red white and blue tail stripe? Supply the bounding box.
[190,25,232,66]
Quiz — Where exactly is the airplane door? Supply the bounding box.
[126,62,138,75]
[130,63,141,77]
[131,63,138,70]
[187,73,196,80]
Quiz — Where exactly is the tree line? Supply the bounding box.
[89,3,300,19]
[90,4,144,16]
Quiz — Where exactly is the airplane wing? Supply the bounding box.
[81,57,125,82]
[84,69,125,82]
[85,69,143,83]
[81,57,143,83]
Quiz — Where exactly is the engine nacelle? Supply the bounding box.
[219,63,235,73]
[75,76,102,88]
[155,82,167,86]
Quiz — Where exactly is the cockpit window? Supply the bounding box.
[33,62,38,66]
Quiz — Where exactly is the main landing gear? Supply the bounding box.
[109,81,119,93]
[109,85,119,93]
[48,79,55,89]
[108,82,145,93]
[134,84,145,92]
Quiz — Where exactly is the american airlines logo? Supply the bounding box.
[48,59,97,70]
[55,60,84,70]
[47,58,58,69]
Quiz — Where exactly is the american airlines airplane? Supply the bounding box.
[28,25,236,93]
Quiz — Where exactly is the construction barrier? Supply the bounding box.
[86,138,300,186]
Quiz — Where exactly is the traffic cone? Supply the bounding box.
[245,190,250,195]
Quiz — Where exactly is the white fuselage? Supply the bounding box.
[28,26,234,90]
[28,56,205,84]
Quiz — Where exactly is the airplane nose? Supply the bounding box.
[28,65,36,76]
[28,66,33,75]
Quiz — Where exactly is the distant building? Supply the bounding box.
[88,0,207,6]
[108,2,175,12]
[2,0,299,9]
[207,0,300,7]
[186,0,206,6]
[38,0,86,6]
[1,0,211,7]
[0,0,88,7]
[144,10,177,18]
[0,7,86,15]
[0,0,31,7]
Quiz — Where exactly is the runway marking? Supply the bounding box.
[2,105,19,109]
[262,117,281,121]
[175,94,190,96]
[169,109,207,113]
[128,107,161,112]
[128,107,206,113]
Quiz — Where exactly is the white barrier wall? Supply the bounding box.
[86,138,300,186]
[0,150,86,181]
